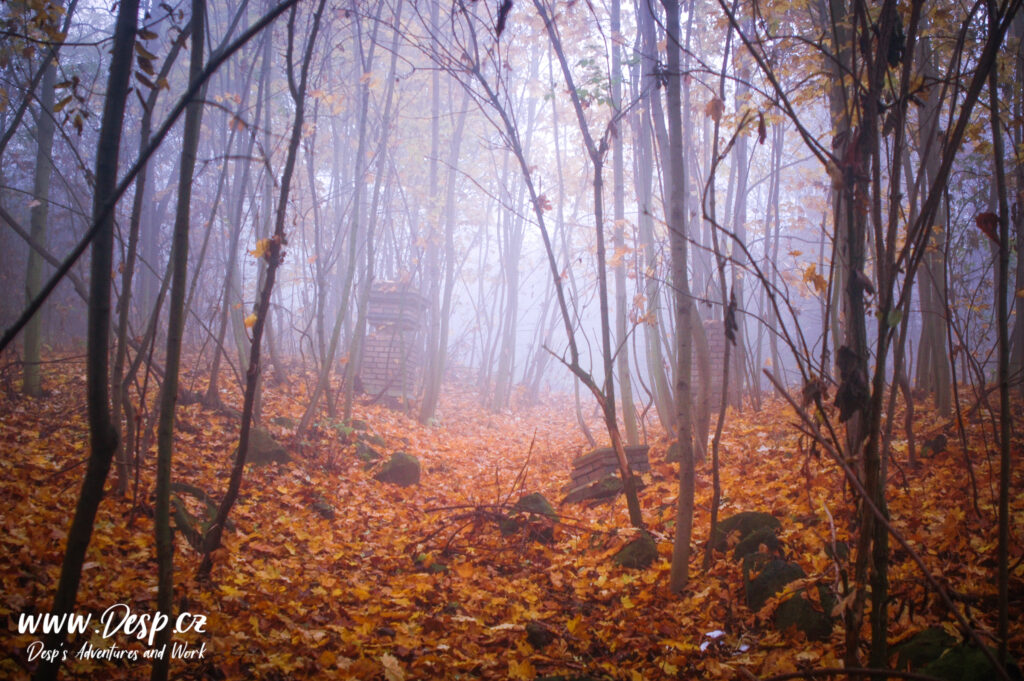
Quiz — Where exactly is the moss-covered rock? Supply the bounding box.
[364,432,388,448]
[498,515,520,536]
[355,440,383,463]
[373,451,420,486]
[500,493,559,543]
[742,553,805,611]
[774,587,833,641]
[711,511,782,553]
[666,440,682,462]
[613,532,658,569]
[243,427,291,466]
[733,525,782,560]
[921,643,1021,681]
[513,492,557,518]
[895,627,957,671]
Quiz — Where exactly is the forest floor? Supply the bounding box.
[1,359,1022,680]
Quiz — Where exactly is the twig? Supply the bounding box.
[764,369,1011,680]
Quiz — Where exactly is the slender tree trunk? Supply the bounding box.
[662,0,696,593]
[679,4,709,457]
[533,0,643,527]
[32,2,139,678]
[22,59,57,397]
[632,17,675,430]
[297,2,381,434]
[768,124,784,380]
[729,57,751,408]
[200,0,327,578]
[115,18,190,494]
[151,2,204,677]
[1008,13,1024,395]
[345,0,406,421]
[420,88,469,422]
[419,0,443,420]
[547,55,596,445]
[701,17,737,566]
[611,0,638,445]
[915,36,952,415]
[986,10,1012,663]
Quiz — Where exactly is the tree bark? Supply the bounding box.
[532,0,643,528]
[986,5,1012,662]
[22,58,57,397]
[611,0,638,445]
[113,11,189,494]
[662,0,696,593]
[297,1,381,435]
[151,1,204,677]
[200,0,328,578]
[633,1,675,431]
[32,2,139,677]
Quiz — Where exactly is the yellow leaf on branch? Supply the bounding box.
[250,238,271,259]
[705,96,725,122]
[802,264,828,295]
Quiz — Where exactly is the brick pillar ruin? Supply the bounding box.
[698,319,727,407]
[359,283,428,402]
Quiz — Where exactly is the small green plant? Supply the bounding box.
[317,418,354,440]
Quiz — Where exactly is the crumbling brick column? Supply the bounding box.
[359,283,428,401]
[698,319,727,407]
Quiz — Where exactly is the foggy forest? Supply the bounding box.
[1,0,1023,679]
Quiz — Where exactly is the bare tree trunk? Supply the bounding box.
[914,36,952,415]
[985,12,1012,663]
[662,0,696,593]
[200,0,327,578]
[345,0,405,422]
[419,0,444,421]
[729,57,752,408]
[208,61,259,405]
[533,0,643,528]
[151,1,204,677]
[204,48,262,408]
[766,123,784,382]
[611,0,638,445]
[32,2,139,677]
[297,2,381,435]
[1008,13,1024,395]
[115,17,189,493]
[548,56,596,445]
[22,59,57,397]
[491,180,525,411]
[679,6,710,457]
[419,88,469,420]
[632,2,674,431]
[701,15,737,567]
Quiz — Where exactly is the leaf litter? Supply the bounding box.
[0,361,1021,679]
